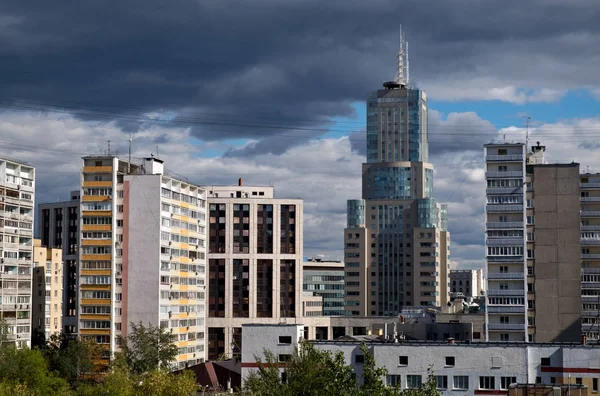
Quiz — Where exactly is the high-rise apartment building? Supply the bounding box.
[449,269,485,302]
[579,172,600,342]
[302,258,345,316]
[206,182,303,360]
[38,190,80,334]
[32,239,63,341]
[484,143,581,342]
[0,157,35,347]
[79,156,207,368]
[344,29,450,316]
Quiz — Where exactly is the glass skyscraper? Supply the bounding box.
[344,30,450,316]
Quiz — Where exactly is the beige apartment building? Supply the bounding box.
[78,155,207,368]
[32,239,63,341]
[0,157,35,347]
[206,182,303,360]
[484,143,581,342]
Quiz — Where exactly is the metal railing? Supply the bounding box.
[487,272,525,280]
[487,289,525,296]
[486,205,524,213]
[486,154,523,162]
[486,238,525,246]
[487,306,525,313]
[486,222,524,229]
[488,323,525,331]
[485,171,524,178]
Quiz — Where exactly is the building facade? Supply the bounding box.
[484,143,581,342]
[78,156,207,368]
[38,191,80,334]
[302,258,344,316]
[580,172,600,342]
[344,30,450,316]
[450,269,485,302]
[206,182,303,360]
[0,157,35,347]
[32,239,63,341]
[242,323,600,395]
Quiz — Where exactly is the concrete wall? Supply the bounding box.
[125,175,161,331]
[533,165,581,342]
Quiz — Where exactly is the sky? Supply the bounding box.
[1,0,600,269]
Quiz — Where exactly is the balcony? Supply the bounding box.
[487,289,525,296]
[486,222,524,229]
[581,183,600,189]
[582,211,600,218]
[581,254,600,260]
[1,258,19,265]
[487,306,525,314]
[582,310,600,317]
[582,295,600,302]
[486,171,524,178]
[486,204,524,213]
[582,268,600,274]
[487,272,525,280]
[488,323,525,331]
[486,187,523,195]
[581,323,599,331]
[486,154,524,162]
[19,229,32,236]
[487,256,525,263]
[582,225,600,231]
[83,166,113,173]
[486,238,525,246]
[581,197,600,202]
[581,238,600,245]
[582,283,600,290]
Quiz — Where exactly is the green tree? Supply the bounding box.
[115,322,178,375]
[0,345,72,395]
[43,333,104,387]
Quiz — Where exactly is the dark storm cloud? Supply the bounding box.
[1,0,600,154]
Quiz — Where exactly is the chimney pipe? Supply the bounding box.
[238,177,243,186]
[582,334,587,345]
[447,338,455,344]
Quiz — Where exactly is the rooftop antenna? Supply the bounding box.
[156,145,159,159]
[128,134,133,174]
[394,25,409,86]
[107,140,111,155]
[522,116,531,149]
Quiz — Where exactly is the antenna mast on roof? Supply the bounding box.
[394,25,409,87]
[522,116,531,149]
[128,134,133,174]
[107,140,111,155]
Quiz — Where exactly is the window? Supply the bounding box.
[501,377,517,389]
[527,249,535,259]
[435,376,448,390]
[479,376,495,390]
[527,216,534,225]
[453,376,469,390]
[386,375,401,387]
[279,336,292,345]
[355,355,364,364]
[576,377,583,385]
[278,354,292,362]
[500,333,509,341]
[593,378,598,392]
[527,199,534,208]
[398,356,408,366]
[541,357,550,366]
[407,375,422,389]
[445,356,455,366]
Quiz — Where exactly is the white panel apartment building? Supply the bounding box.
[242,323,600,395]
[0,157,35,347]
[79,156,207,368]
[206,182,303,361]
[449,269,485,302]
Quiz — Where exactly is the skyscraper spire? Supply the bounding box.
[394,25,409,86]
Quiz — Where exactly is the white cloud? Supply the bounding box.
[3,109,600,270]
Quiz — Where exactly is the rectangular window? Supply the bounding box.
[445,356,455,366]
[386,375,401,387]
[398,356,408,366]
[501,377,517,389]
[355,355,364,364]
[278,354,292,362]
[279,336,292,345]
[435,375,448,390]
[479,376,495,390]
[407,375,422,389]
[541,357,550,366]
[593,378,598,392]
[453,376,469,390]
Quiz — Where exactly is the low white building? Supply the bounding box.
[241,324,600,395]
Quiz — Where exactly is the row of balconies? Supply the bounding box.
[487,305,526,313]
[486,222,524,229]
[485,171,524,178]
[486,238,525,246]
[581,183,600,189]
[487,323,525,331]
[581,211,600,217]
[486,204,524,213]
[487,289,525,296]
[486,187,523,195]
[486,154,524,162]
[487,272,525,280]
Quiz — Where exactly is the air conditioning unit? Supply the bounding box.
[170,256,173,260]
[169,241,172,246]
